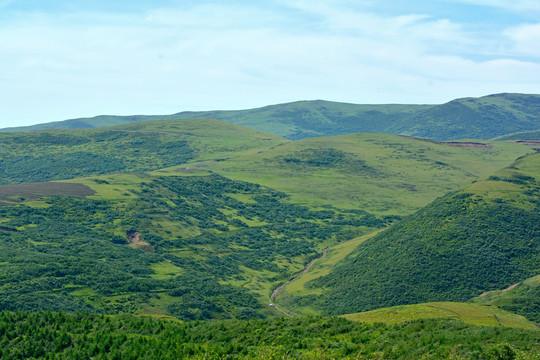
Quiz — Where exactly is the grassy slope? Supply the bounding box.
[472,274,540,323]
[494,129,540,140]
[3,93,539,141]
[180,133,532,216]
[343,302,538,330]
[299,153,540,317]
[0,118,286,186]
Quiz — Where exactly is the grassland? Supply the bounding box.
[183,133,533,215]
[0,171,394,320]
[342,302,538,330]
[0,124,536,321]
[0,117,538,325]
[472,274,540,322]
[275,230,383,314]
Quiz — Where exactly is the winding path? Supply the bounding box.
[270,247,329,306]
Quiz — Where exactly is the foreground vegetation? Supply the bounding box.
[1,311,538,359]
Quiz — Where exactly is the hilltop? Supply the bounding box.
[0,118,285,185]
[2,93,539,141]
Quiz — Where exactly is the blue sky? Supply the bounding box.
[1,0,539,128]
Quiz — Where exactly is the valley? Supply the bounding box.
[0,98,539,358]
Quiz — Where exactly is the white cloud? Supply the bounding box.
[0,1,539,127]
[455,0,540,13]
[504,22,540,58]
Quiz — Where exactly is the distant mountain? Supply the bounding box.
[302,153,540,317]
[2,93,539,141]
[494,129,540,141]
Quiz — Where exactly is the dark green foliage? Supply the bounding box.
[275,148,379,175]
[0,311,538,359]
[306,191,540,315]
[0,194,262,320]
[0,130,194,185]
[0,174,386,319]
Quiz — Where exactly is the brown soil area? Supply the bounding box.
[398,135,491,148]
[0,182,95,206]
[441,141,491,148]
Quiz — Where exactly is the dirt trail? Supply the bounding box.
[270,247,328,302]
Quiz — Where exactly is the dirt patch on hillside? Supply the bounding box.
[515,140,540,146]
[399,136,491,148]
[0,182,95,206]
[441,142,491,148]
[126,230,155,252]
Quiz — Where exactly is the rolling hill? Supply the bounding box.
[0,118,286,186]
[0,119,535,322]
[342,301,538,330]
[291,153,540,318]
[2,93,539,141]
[185,133,532,215]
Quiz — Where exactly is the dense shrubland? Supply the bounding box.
[0,311,538,359]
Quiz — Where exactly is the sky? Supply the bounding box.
[0,0,539,128]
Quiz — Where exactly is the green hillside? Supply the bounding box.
[343,302,538,330]
[0,101,430,139]
[0,119,286,185]
[494,129,540,141]
[1,311,538,359]
[396,93,540,140]
[2,93,539,141]
[296,153,540,317]
[472,274,540,323]
[189,133,531,215]
[2,172,391,320]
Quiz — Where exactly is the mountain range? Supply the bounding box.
[3,93,540,141]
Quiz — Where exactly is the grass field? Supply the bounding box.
[278,230,383,302]
[342,302,539,330]
[187,133,533,215]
